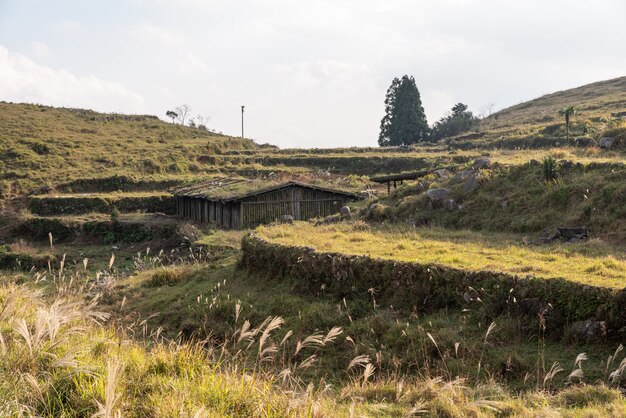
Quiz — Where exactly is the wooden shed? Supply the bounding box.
[171,178,359,229]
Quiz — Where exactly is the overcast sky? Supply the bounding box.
[1,0,625,148]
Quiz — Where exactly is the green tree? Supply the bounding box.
[378,75,429,146]
[430,103,480,141]
[165,110,178,123]
[559,106,577,139]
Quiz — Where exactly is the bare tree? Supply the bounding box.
[174,104,191,125]
[194,115,211,130]
[477,103,497,130]
[478,103,496,119]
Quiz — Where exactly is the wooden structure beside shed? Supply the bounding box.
[171,178,359,229]
[370,169,433,194]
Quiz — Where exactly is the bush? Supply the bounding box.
[110,205,120,223]
[542,156,559,181]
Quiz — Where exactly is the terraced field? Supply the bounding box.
[256,223,626,289]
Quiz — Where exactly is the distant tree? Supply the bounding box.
[378,75,430,146]
[430,103,480,141]
[165,110,178,123]
[194,115,211,131]
[478,103,496,119]
[175,104,192,125]
[559,106,577,139]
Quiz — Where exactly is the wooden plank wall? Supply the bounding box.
[176,185,353,229]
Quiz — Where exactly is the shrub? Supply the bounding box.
[542,156,559,181]
[110,205,120,223]
[366,203,388,222]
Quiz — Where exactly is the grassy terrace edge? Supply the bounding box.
[241,233,626,339]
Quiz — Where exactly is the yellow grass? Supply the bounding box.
[257,223,626,289]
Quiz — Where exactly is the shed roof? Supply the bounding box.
[171,177,360,202]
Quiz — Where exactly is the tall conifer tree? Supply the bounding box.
[378,75,429,146]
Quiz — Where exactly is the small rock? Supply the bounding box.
[569,319,606,341]
[462,174,478,195]
[500,199,510,209]
[540,227,589,244]
[451,170,473,183]
[415,181,430,193]
[279,214,294,224]
[434,168,451,179]
[557,227,589,241]
[359,189,376,199]
[426,188,452,202]
[445,199,459,211]
[340,206,352,219]
[473,157,492,170]
[599,137,616,150]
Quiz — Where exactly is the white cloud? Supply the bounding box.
[0,44,144,113]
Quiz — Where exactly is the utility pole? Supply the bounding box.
[241,105,245,138]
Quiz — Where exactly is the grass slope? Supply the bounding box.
[458,76,626,147]
[373,159,626,243]
[0,103,257,196]
[488,76,626,131]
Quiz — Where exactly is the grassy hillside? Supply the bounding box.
[369,159,626,243]
[0,102,258,196]
[446,76,626,147]
[487,76,626,131]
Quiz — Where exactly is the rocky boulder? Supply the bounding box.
[569,319,606,342]
[599,137,616,150]
[445,199,459,211]
[473,157,492,170]
[451,170,473,183]
[340,206,352,219]
[433,168,452,179]
[426,188,452,202]
[541,227,589,243]
[462,174,478,195]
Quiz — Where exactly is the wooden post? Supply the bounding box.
[241,105,245,138]
[387,182,390,194]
